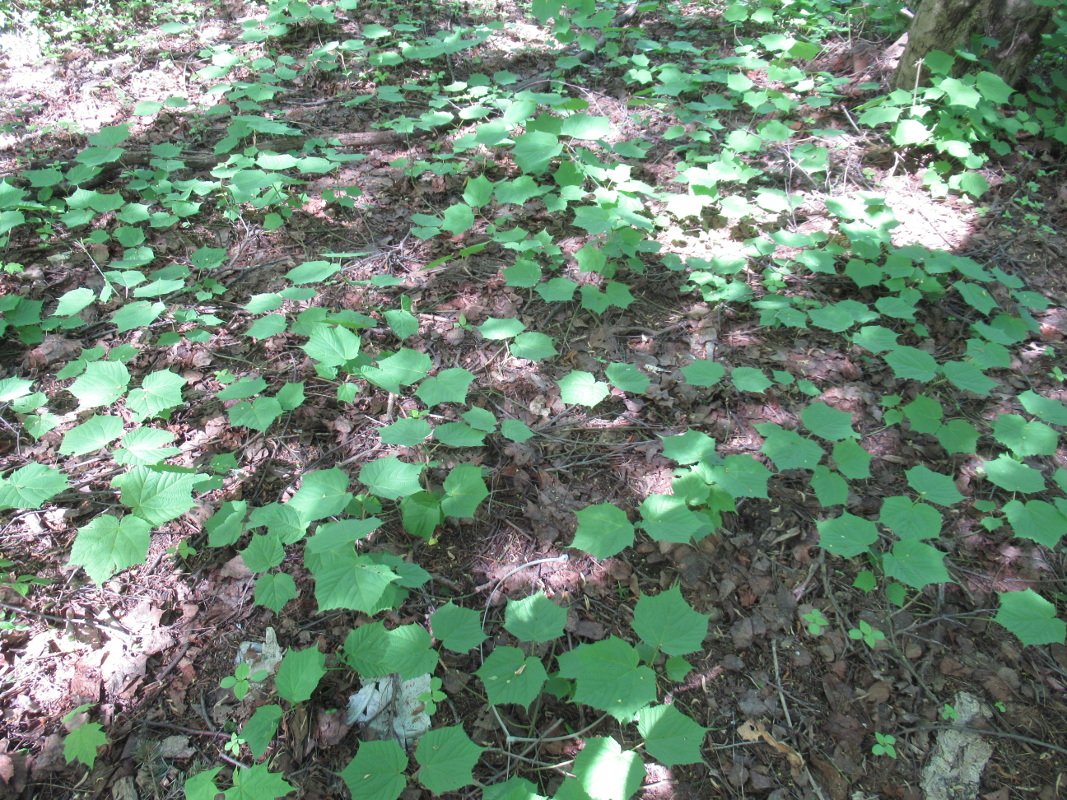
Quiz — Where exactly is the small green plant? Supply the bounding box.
[224,733,246,757]
[220,662,269,700]
[0,558,51,597]
[871,732,897,759]
[848,620,886,649]
[801,608,829,635]
[418,676,447,715]
[63,704,107,769]
[940,703,959,722]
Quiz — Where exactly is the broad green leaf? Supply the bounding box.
[242,704,282,759]
[995,589,1065,646]
[505,591,567,643]
[431,602,487,652]
[276,382,304,411]
[512,131,562,174]
[680,359,725,387]
[363,348,432,394]
[631,585,709,656]
[275,647,326,703]
[810,465,849,506]
[701,454,771,499]
[879,496,942,540]
[113,467,197,525]
[817,513,878,558]
[942,360,997,395]
[558,371,609,408]
[305,518,378,552]
[288,468,352,521]
[831,439,871,479]
[556,637,657,721]
[638,494,711,544]
[433,422,486,447]
[184,768,223,800]
[206,501,248,547]
[379,417,432,446]
[69,514,152,583]
[250,503,308,544]
[69,360,130,409]
[1018,390,1067,425]
[561,113,611,139]
[501,419,535,442]
[127,370,185,420]
[756,424,823,470]
[637,705,707,767]
[216,377,267,401]
[572,737,643,800]
[883,346,939,382]
[890,118,931,146]
[463,407,496,432]
[255,572,298,613]
[55,287,96,317]
[976,71,1014,104]
[495,176,545,205]
[511,332,557,361]
[605,363,649,394]
[416,368,475,406]
[60,415,124,456]
[415,726,484,793]
[903,395,943,435]
[480,317,526,340]
[883,540,950,589]
[441,463,488,518]
[1003,500,1067,548]
[312,552,399,614]
[572,503,635,558]
[982,455,1045,494]
[401,492,444,541]
[936,419,979,454]
[463,174,495,207]
[343,622,437,679]
[661,429,718,465]
[286,260,341,284]
[339,740,408,800]
[359,457,424,500]
[303,325,362,367]
[731,367,772,393]
[503,258,541,288]
[906,465,964,506]
[114,428,180,466]
[239,534,285,572]
[63,721,107,769]
[247,314,287,339]
[476,646,548,707]
[441,203,475,235]
[228,397,283,432]
[992,415,1058,457]
[536,277,577,302]
[802,402,855,441]
[224,764,294,800]
[112,300,165,333]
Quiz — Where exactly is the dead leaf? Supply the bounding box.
[736,719,804,770]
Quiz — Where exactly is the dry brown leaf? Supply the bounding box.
[736,719,804,769]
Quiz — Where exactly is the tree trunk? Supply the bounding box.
[891,0,1055,91]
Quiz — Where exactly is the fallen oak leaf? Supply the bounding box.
[737,719,804,770]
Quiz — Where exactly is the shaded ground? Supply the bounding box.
[1,1,1066,799]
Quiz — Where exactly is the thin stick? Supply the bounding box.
[0,600,129,634]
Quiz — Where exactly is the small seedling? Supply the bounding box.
[872,732,897,759]
[848,620,886,649]
[940,703,958,721]
[801,609,829,635]
[220,662,268,700]
[224,733,246,756]
[417,676,447,715]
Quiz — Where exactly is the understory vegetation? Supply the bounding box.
[0,0,1066,797]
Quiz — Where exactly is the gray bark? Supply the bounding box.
[892,0,1055,91]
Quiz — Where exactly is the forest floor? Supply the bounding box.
[0,1,1066,799]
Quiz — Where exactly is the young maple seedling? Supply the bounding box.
[848,620,886,649]
[221,662,269,700]
[872,732,897,759]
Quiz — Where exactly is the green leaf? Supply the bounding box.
[902,395,943,435]
[572,503,635,558]
[982,455,1046,494]
[637,705,707,767]
[701,454,771,499]
[434,422,486,447]
[661,429,718,465]
[113,467,196,525]
[680,359,726,387]
[255,572,298,613]
[112,300,165,333]
[60,414,124,457]
[731,367,772,393]
[906,465,964,507]
[441,463,488,518]
[632,585,709,656]
[556,637,657,721]
[831,439,871,479]
[883,346,939,382]
[339,740,408,800]
[276,647,326,703]
[995,589,1065,646]
[503,258,542,288]
[286,260,341,284]
[561,114,611,139]
[975,71,1014,104]
[312,552,399,614]
[992,415,1058,457]
[511,332,557,361]
[501,419,535,442]
[127,370,185,420]
[228,397,283,432]
[54,287,96,317]
[572,737,644,800]
[343,622,437,679]
[536,277,577,302]
[638,494,711,544]
[441,203,475,235]
[936,419,979,455]
[303,325,362,367]
[363,348,432,394]
[479,317,526,340]
[1003,500,1067,548]
[216,377,267,401]
[817,513,878,558]
[114,428,180,466]
[359,457,424,499]
[1018,390,1067,425]
[810,465,849,506]
[756,424,823,470]
[883,540,950,589]
[464,174,495,207]
[416,368,474,406]
[250,503,308,544]
[184,768,223,800]
[240,534,285,572]
[890,118,931,146]
[801,402,856,441]
[224,764,294,800]
[247,314,288,340]
[431,602,487,652]
[0,463,66,510]
[558,370,610,408]
[379,417,432,446]
[879,496,942,540]
[476,646,548,706]
[69,360,130,409]
[288,468,352,521]
[401,492,444,541]
[242,704,282,759]
[206,501,247,547]
[512,131,562,174]
[276,382,304,411]
[69,514,152,583]
[64,721,107,769]
[414,726,484,793]
[942,360,997,395]
[505,591,567,643]
[605,363,650,394]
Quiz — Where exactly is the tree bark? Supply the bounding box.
[891,0,1055,91]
